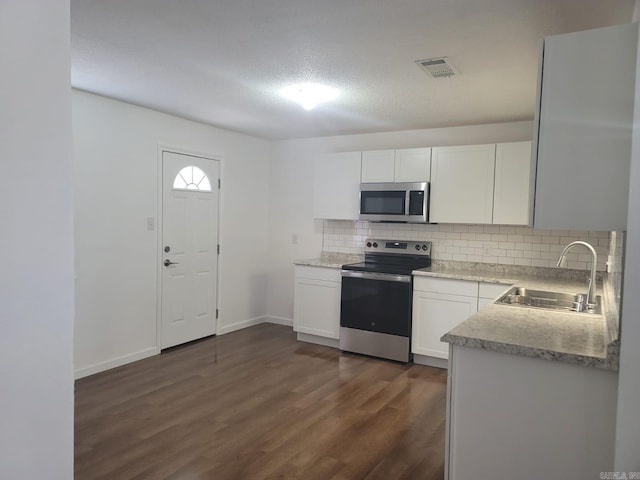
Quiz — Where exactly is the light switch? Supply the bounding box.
[146,217,155,231]
[292,233,298,245]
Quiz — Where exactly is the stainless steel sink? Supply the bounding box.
[495,287,602,314]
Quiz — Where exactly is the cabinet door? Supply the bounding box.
[293,277,340,339]
[314,152,361,220]
[430,144,496,224]
[412,291,477,359]
[361,150,395,183]
[494,142,532,226]
[394,148,431,182]
[534,23,637,231]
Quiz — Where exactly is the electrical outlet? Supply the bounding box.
[146,217,155,231]
[292,233,298,245]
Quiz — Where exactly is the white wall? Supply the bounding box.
[73,91,271,377]
[614,9,640,469]
[266,121,534,322]
[0,1,74,478]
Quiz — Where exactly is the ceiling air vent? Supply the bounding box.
[415,57,457,78]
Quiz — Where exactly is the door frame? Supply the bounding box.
[156,144,222,350]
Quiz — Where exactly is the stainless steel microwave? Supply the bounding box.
[359,182,429,223]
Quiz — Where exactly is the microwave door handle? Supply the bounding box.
[405,190,411,216]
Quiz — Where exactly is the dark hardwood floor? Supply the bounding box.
[75,324,448,479]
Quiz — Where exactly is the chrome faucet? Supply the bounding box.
[556,241,598,307]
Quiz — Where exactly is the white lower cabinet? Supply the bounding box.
[412,277,478,361]
[293,266,340,340]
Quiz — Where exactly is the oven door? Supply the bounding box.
[340,271,412,337]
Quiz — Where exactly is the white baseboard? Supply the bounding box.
[75,317,292,378]
[413,353,448,369]
[74,346,160,379]
[218,315,265,335]
[264,315,293,327]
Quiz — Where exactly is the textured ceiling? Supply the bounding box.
[71,0,635,140]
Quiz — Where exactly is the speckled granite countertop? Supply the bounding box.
[415,262,619,371]
[294,255,620,371]
[294,253,364,269]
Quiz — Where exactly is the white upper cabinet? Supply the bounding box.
[533,23,637,231]
[493,141,533,226]
[394,148,431,183]
[361,149,395,183]
[430,144,496,224]
[361,148,431,183]
[314,151,362,220]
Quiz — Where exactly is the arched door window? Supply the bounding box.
[173,166,212,191]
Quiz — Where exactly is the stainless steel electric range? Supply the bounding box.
[340,239,432,362]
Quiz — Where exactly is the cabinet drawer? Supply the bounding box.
[413,277,478,297]
[478,282,512,299]
[295,266,341,283]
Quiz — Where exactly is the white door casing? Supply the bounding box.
[161,150,220,349]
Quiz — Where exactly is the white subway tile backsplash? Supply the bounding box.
[507,235,525,243]
[567,261,588,270]
[541,236,560,245]
[513,258,532,267]
[323,220,613,271]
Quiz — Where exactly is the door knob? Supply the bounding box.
[164,259,179,267]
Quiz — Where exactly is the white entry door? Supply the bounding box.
[161,151,220,349]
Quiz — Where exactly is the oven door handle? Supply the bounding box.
[341,270,411,283]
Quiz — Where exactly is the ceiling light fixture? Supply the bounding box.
[281,83,339,110]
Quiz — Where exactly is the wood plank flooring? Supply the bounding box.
[75,324,448,479]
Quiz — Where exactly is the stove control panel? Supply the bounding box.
[364,239,431,256]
